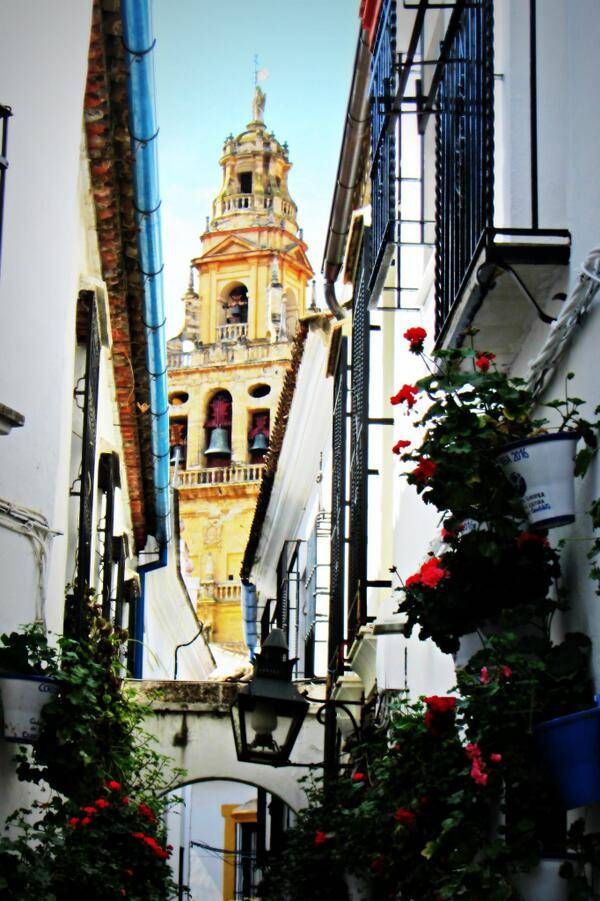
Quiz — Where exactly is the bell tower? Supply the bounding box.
[168,89,313,657]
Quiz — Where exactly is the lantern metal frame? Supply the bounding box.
[230,629,309,767]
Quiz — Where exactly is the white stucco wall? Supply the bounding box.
[0,0,93,635]
[0,0,94,827]
[251,318,333,607]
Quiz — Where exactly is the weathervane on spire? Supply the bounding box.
[252,55,269,122]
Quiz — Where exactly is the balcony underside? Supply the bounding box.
[436,227,571,368]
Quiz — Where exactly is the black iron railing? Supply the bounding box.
[369,0,396,292]
[0,105,12,274]
[328,337,348,684]
[434,0,495,335]
[347,250,370,647]
[70,291,101,634]
[325,336,348,776]
[98,452,120,620]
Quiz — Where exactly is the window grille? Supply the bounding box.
[328,337,348,683]
[98,451,121,620]
[369,0,396,291]
[434,0,494,334]
[347,251,370,647]
[70,291,101,634]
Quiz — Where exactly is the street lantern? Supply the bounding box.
[230,629,309,766]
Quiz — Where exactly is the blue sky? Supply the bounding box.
[153,0,358,336]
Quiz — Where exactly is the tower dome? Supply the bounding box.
[211,87,298,234]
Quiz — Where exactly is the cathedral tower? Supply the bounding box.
[168,89,313,654]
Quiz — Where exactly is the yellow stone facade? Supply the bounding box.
[168,89,313,651]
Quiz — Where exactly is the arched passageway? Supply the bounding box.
[136,680,324,812]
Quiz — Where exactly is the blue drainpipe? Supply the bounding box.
[121,0,170,677]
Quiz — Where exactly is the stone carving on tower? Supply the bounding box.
[167,90,313,655]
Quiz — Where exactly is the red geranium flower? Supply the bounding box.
[107,780,122,792]
[420,557,449,587]
[411,457,437,482]
[500,665,512,680]
[393,807,416,826]
[516,531,549,549]
[81,817,92,826]
[81,806,97,816]
[68,817,79,828]
[370,854,386,874]
[390,384,419,408]
[470,758,488,786]
[424,696,456,737]
[95,798,110,809]
[138,802,157,824]
[406,557,449,590]
[392,439,411,455]
[465,742,482,760]
[352,771,366,783]
[314,830,328,846]
[480,666,489,685]
[475,352,496,372]
[426,696,456,716]
[490,753,502,764]
[403,326,427,354]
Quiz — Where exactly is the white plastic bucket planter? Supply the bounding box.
[511,858,571,901]
[496,433,579,529]
[345,874,373,900]
[0,673,58,743]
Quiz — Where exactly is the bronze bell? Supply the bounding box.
[249,432,268,453]
[170,444,184,465]
[205,427,232,456]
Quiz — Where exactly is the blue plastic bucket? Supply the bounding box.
[534,706,600,809]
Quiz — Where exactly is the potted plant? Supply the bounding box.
[0,624,58,743]
[533,703,600,810]
[394,526,561,655]
[391,334,599,531]
[0,781,177,899]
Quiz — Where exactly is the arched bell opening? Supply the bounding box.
[219,281,249,326]
[169,416,188,469]
[204,390,232,468]
[248,410,270,462]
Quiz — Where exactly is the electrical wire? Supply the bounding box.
[0,498,62,626]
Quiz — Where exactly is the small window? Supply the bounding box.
[239,172,253,194]
[169,391,189,406]
[248,383,271,398]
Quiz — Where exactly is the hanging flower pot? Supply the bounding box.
[496,432,579,529]
[533,705,600,808]
[0,672,58,743]
[511,858,571,900]
[345,873,373,900]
